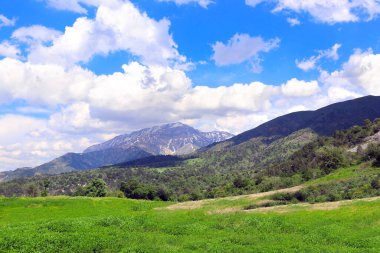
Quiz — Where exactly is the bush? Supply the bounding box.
[233,176,249,188]
[106,191,125,198]
[363,144,380,167]
[270,192,294,201]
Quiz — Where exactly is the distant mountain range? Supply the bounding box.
[2,95,380,184]
[0,123,233,182]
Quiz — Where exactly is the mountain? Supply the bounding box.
[84,122,233,155]
[0,123,233,182]
[209,95,380,148]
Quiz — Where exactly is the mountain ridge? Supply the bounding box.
[208,95,380,149]
[0,122,233,182]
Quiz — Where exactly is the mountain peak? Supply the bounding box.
[84,122,233,154]
[166,122,187,128]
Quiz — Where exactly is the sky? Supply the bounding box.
[1,0,380,171]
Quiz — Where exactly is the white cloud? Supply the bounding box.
[246,0,380,24]
[281,78,320,97]
[296,43,342,71]
[43,0,120,14]
[0,42,20,59]
[245,0,264,8]
[12,25,62,45]
[158,0,214,8]
[178,82,278,115]
[0,14,16,28]
[321,49,380,95]
[286,17,301,26]
[30,1,185,67]
[44,0,88,13]
[0,58,94,105]
[212,33,280,72]
[0,115,46,145]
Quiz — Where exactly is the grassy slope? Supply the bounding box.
[1,197,380,252]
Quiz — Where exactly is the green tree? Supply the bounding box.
[316,146,346,174]
[26,184,40,197]
[84,179,107,197]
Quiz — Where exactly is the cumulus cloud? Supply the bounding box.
[296,44,342,71]
[287,17,301,26]
[12,25,62,45]
[321,49,380,95]
[42,0,120,14]
[0,14,16,28]
[30,1,185,67]
[0,58,94,105]
[281,78,320,97]
[0,42,20,59]
[246,0,380,24]
[158,0,214,8]
[0,114,94,170]
[212,33,280,72]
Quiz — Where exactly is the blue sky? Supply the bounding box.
[1,0,380,170]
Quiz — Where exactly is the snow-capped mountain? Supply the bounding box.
[85,122,234,155]
[0,123,233,182]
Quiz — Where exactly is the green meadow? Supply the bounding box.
[1,194,380,253]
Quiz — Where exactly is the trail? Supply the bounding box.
[244,196,380,213]
[164,185,303,210]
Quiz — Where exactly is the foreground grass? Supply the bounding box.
[1,196,380,252]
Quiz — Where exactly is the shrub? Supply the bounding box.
[106,191,125,198]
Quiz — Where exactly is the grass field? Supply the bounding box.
[1,194,380,253]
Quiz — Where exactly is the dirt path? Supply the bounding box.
[244,196,380,213]
[164,185,304,211]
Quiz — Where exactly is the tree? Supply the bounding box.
[41,179,50,197]
[84,179,107,197]
[26,184,40,197]
[316,146,346,174]
[120,179,140,198]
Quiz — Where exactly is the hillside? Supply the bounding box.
[215,95,380,146]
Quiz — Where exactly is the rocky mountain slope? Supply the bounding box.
[0,123,233,182]
[85,122,233,155]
